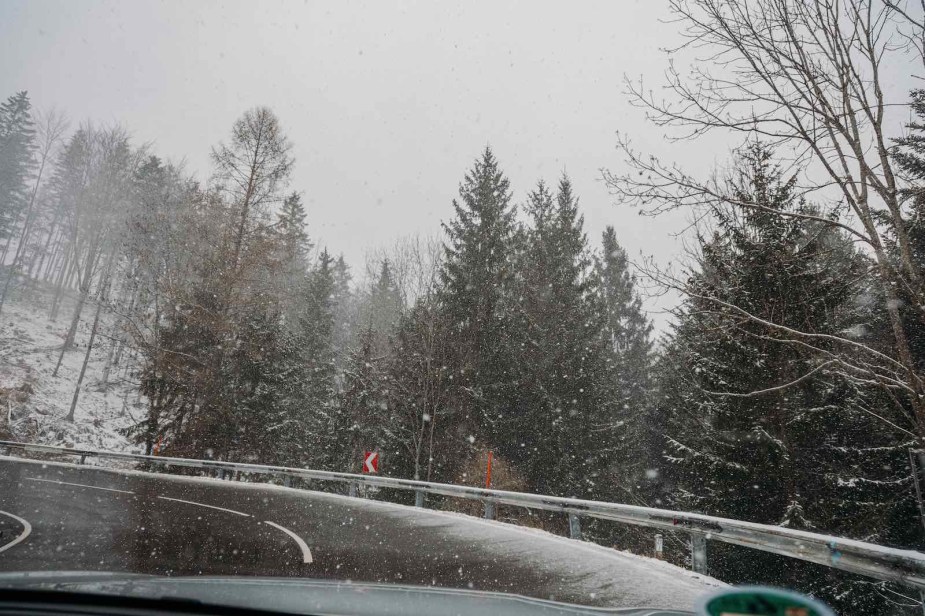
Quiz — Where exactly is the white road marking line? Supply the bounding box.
[0,510,31,554]
[157,496,250,517]
[26,477,134,495]
[263,521,313,564]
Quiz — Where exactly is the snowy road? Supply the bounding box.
[0,457,718,609]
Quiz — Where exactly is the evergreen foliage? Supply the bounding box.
[506,176,616,497]
[0,91,35,241]
[2,87,918,613]
[439,146,518,454]
[653,144,917,612]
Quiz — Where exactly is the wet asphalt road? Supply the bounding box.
[0,457,712,609]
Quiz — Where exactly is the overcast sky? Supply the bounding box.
[0,0,789,332]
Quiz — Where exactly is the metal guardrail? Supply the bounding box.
[2,439,925,592]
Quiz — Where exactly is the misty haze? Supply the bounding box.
[2,2,925,615]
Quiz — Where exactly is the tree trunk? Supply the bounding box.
[11,153,47,268]
[63,248,79,289]
[54,240,105,376]
[0,231,13,267]
[0,258,17,318]
[37,221,64,281]
[100,332,117,389]
[0,182,43,316]
[49,238,75,320]
[65,249,116,421]
[66,292,105,422]
[104,274,138,387]
[52,286,86,377]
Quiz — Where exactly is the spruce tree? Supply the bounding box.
[385,299,459,483]
[275,191,311,271]
[0,91,36,244]
[595,226,654,490]
[224,302,312,466]
[273,191,312,325]
[297,249,339,466]
[507,176,614,498]
[333,260,404,472]
[655,144,902,610]
[364,259,402,351]
[330,253,357,369]
[337,325,391,472]
[891,88,925,380]
[439,146,518,450]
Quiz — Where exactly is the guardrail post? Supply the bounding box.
[415,490,425,507]
[349,482,358,498]
[78,454,86,465]
[690,533,708,574]
[568,513,582,540]
[283,475,292,488]
[484,501,496,520]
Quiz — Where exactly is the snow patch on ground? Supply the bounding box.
[306,490,725,608]
[0,285,142,452]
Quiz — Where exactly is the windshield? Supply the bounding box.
[1,1,924,615]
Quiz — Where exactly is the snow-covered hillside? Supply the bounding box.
[0,283,141,451]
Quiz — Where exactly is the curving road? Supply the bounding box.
[0,456,717,609]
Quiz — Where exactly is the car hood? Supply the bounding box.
[0,572,692,616]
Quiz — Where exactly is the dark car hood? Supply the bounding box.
[0,572,692,616]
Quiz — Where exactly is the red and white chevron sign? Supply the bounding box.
[363,451,379,474]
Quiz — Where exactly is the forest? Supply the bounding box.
[4,1,925,614]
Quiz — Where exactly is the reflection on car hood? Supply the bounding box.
[0,572,692,616]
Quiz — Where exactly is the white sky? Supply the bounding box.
[0,0,875,333]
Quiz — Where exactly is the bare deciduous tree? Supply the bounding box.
[364,234,443,312]
[0,107,67,316]
[211,107,293,273]
[604,0,925,438]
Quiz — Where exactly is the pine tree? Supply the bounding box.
[134,110,301,461]
[892,89,925,188]
[385,299,458,483]
[0,107,66,318]
[296,249,339,466]
[224,302,312,466]
[275,191,311,272]
[363,259,403,352]
[336,325,391,472]
[332,260,404,473]
[597,227,652,390]
[655,144,905,610]
[439,146,518,450]
[330,254,357,370]
[0,91,35,249]
[891,89,925,381]
[272,191,312,325]
[506,175,615,498]
[125,160,213,456]
[137,271,232,459]
[594,226,654,491]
